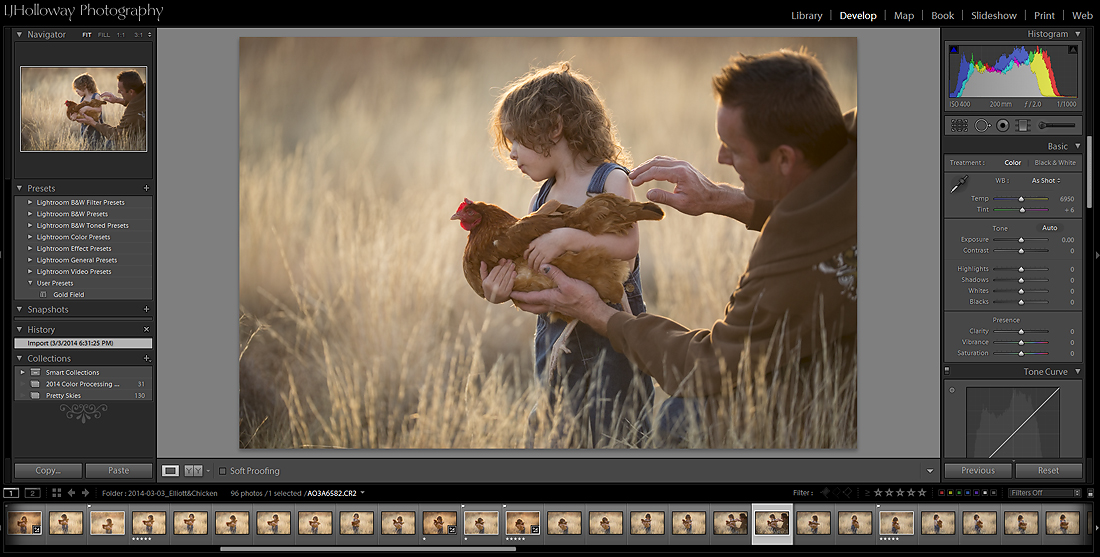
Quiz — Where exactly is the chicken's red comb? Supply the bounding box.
[456,198,473,212]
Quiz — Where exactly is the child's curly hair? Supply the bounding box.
[73,73,98,94]
[491,61,629,168]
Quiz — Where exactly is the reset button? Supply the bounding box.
[1016,464,1082,479]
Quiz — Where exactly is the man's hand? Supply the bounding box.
[480,259,515,304]
[509,265,621,336]
[629,155,755,224]
[72,114,95,126]
[100,92,122,103]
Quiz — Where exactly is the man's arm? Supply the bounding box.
[628,156,765,226]
[511,264,778,397]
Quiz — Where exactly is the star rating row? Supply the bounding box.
[873,488,927,497]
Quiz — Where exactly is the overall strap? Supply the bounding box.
[586,162,630,195]
[531,177,555,212]
[586,162,641,274]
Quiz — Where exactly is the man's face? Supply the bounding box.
[117,80,135,103]
[716,104,782,201]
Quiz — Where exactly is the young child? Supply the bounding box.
[485,62,654,447]
[71,73,107,147]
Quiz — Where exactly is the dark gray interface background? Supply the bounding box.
[156,28,941,459]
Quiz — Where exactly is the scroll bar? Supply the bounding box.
[1088,135,1093,208]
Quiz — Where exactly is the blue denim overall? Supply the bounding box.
[531,162,655,445]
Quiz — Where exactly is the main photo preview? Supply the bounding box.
[238,36,858,451]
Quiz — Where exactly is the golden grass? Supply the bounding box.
[132,511,167,536]
[20,67,146,151]
[921,511,956,535]
[48,511,83,536]
[239,37,858,450]
[338,511,374,535]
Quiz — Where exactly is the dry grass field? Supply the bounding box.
[838,511,871,535]
[505,511,539,535]
[297,511,332,535]
[339,511,374,535]
[89,511,125,535]
[422,511,457,535]
[7,511,41,536]
[795,511,831,535]
[753,511,787,535]
[920,511,956,535]
[20,67,146,151]
[380,511,415,535]
[463,511,499,535]
[1004,511,1038,535]
[133,511,167,535]
[588,512,623,535]
[629,511,665,535]
[546,511,581,535]
[239,37,858,450]
[962,511,997,535]
[879,511,914,535]
[173,511,208,535]
[214,511,248,535]
[671,511,705,535]
[1046,511,1079,535]
[256,511,291,534]
[49,511,83,535]
[713,510,749,535]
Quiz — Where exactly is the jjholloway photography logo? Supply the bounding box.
[4,3,164,21]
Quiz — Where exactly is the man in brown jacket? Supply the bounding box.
[74,70,146,146]
[512,50,856,446]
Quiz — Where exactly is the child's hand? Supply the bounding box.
[480,259,515,304]
[524,228,586,271]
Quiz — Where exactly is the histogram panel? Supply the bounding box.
[948,45,1079,99]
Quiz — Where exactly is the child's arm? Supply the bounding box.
[525,172,641,270]
[480,259,515,304]
[79,106,102,120]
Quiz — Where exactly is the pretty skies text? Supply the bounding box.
[3,4,164,21]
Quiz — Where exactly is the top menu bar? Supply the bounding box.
[0,8,1095,26]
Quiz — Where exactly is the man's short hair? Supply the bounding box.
[713,49,847,167]
[117,70,145,94]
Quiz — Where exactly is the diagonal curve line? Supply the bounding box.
[988,388,1059,458]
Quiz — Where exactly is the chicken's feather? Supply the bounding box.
[455,193,663,320]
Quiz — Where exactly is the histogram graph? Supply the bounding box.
[948,45,1078,98]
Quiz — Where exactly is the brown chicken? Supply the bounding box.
[452,193,663,367]
[64,99,107,121]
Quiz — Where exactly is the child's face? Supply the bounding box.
[74,87,88,98]
[507,135,554,182]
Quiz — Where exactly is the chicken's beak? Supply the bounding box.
[450,213,461,220]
